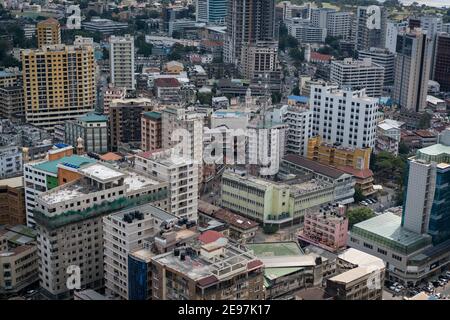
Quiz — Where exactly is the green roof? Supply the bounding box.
[33,155,96,175]
[265,267,303,281]
[246,242,304,257]
[351,212,431,255]
[78,112,108,123]
[142,111,162,120]
[416,143,450,163]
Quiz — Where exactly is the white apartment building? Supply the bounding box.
[385,20,408,54]
[161,107,204,165]
[247,117,288,177]
[135,149,199,221]
[285,18,327,43]
[330,58,385,98]
[103,204,178,299]
[274,105,312,157]
[358,48,396,87]
[0,146,22,179]
[327,11,354,40]
[110,35,135,90]
[376,119,404,156]
[310,84,379,149]
[240,41,280,81]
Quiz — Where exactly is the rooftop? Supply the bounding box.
[142,111,162,120]
[351,212,431,254]
[78,112,108,123]
[99,152,123,162]
[328,266,378,284]
[154,77,181,87]
[283,154,347,179]
[338,248,385,269]
[79,163,126,182]
[0,176,23,188]
[123,171,160,192]
[246,241,304,257]
[32,155,96,175]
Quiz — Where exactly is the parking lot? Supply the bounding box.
[383,271,450,300]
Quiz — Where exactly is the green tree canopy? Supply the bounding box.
[347,207,375,228]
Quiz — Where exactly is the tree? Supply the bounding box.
[418,113,431,129]
[271,92,282,104]
[197,92,212,105]
[291,86,300,96]
[353,187,365,203]
[263,224,278,234]
[398,141,410,155]
[135,35,152,57]
[347,207,375,228]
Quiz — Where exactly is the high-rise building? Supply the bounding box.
[141,111,162,152]
[285,18,327,43]
[103,204,177,300]
[64,112,109,154]
[239,41,280,80]
[110,35,135,90]
[327,11,354,40]
[21,37,96,131]
[0,176,26,225]
[310,84,379,149]
[224,0,276,65]
[355,6,387,51]
[433,33,450,92]
[358,48,396,87]
[33,162,168,299]
[277,104,312,157]
[402,128,450,245]
[330,58,385,97]
[0,86,24,121]
[135,149,199,221]
[109,98,155,151]
[36,18,61,48]
[393,29,432,112]
[196,0,228,25]
[385,20,408,54]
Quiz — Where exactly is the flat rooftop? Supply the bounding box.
[0,176,23,188]
[32,155,96,175]
[329,266,377,284]
[153,243,259,282]
[351,212,431,252]
[338,248,385,269]
[124,171,160,192]
[246,242,304,257]
[79,163,126,182]
[40,183,94,205]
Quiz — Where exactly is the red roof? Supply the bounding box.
[197,275,219,287]
[247,259,264,270]
[154,78,180,88]
[311,51,333,62]
[337,166,374,179]
[136,149,163,160]
[198,230,224,244]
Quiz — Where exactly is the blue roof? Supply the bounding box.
[288,95,309,103]
[54,143,69,149]
[33,155,96,175]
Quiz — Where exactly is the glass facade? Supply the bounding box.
[428,166,450,245]
[128,255,149,300]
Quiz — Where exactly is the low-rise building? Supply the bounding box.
[298,204,348,252]
[153,78,182,104]
[376,119,404,156]
[326,248,385,300]
[198,200,259,243]
[221,170,336,226]
[150,232,265,300]
[0,146,23,179]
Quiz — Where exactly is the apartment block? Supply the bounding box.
[37,18,61,48]
[0,177,26,225]
[310,84,379,149]
[285,18,327,43]
[330,58,385,98]
[110,35,135,90]
[33,162,168,299]
[358,48,396,87]
[135,149,199,221]
[355,6,387,51]
[103,204,178,299]
[65,112,108,155]
[298,204,348,252]
[0,146,22,179]
[141,111,162,152]
[0,86,24,121]
[150,232,264,300]
[21,37,96,131]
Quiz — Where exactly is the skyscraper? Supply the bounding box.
[355,6,387,51]
[402,128,450,245]
[393,29,432,113]
[21,37,96,131]
[433,33,450,92]
[110,35,135,90]
[36,18,61,48]
[224,0,276,65]
[196,0,228,25]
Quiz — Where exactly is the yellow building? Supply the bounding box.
[163,60,184,74]
[21,36,96,131]
[37,18,61,48]
[307,136,372,170]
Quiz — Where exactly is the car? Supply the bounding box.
[394,288,401,293]
[371,198,378,203]
[389,286,396,291]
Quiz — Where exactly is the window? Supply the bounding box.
[363,242,373,250]
[377,248,387,255]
